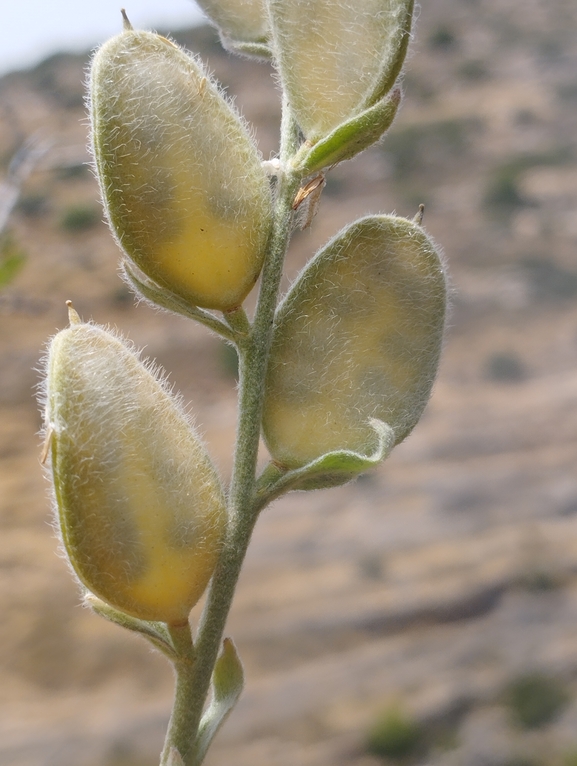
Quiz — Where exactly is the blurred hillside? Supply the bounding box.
[1,1,577,765]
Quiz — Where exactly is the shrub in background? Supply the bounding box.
[505,673,570,729]
[59,204,101,232]
[366,704,423,761]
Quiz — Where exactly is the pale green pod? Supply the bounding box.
[269,0,414,142]
[90,30,272,311]
[196,0,270,50]
[262,215,447,469]
[44,310,227,624]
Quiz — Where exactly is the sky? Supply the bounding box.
[0,1,207,77]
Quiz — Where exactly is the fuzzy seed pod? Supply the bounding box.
[196,0,269,49]
[90,29,272,311]
[269,0,414,142]
[262,215,447,469]
[43,308,227,624]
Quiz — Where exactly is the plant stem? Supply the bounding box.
[160,625,196,764]
[159,97,302,766]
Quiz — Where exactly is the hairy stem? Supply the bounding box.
[159,97,302,766]
[161,625,197,765]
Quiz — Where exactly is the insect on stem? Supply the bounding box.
[40,425,53,465]
[292,173,326,229]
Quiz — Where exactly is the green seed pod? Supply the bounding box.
[269,0,414,143]
[90,29,272,311]
[262,215,447,469]
[195,0,270,54]
[43,307,227,625]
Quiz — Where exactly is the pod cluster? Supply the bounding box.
[41,1,447,629]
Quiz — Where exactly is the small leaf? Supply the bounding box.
[122,261,240,343]
[85,594,178,660]
[195,638,244,764]
[292,90,401,174]
[256,420,395,506]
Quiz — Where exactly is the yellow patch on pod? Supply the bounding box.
[262,215,447,469]
[90,29,272,311]
[43,307,227,624]
[268,0,413,142]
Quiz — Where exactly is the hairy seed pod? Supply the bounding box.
[90,30,272,311]
[43,308,227,624]
[269,0,414,142]
[262,215,447,469]
[195,0,269,47]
